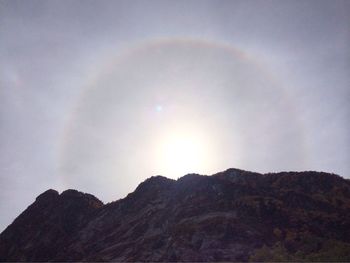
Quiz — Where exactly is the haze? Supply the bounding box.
[0,0,349,231]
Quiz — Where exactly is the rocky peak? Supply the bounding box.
[60,189,82,197]
[35,189,59,202]
[60,189,103,208]
[122,176,175,212]
[0,189,103,261]
[264,171,349,195]
[215,168,261,184]
[1,168,350,262]
[134,175,175,193]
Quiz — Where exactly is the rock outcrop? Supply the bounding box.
[1,168,350,261]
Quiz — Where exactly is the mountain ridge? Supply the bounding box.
[1,168,350,261]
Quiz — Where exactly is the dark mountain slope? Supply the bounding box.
[1,168,350,261]
[0,189,103,261]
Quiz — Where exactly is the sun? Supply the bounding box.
[154,130,213,179]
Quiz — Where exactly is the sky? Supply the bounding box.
[0,0,349,231]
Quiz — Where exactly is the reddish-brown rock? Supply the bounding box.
[1,168,350,261]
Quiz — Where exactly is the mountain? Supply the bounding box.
[1,168,350,261]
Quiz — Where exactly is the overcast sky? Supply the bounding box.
[0,0,349,231]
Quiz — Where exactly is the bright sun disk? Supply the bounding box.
[155,131,212,179]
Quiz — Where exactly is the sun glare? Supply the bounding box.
[155,131,213,179]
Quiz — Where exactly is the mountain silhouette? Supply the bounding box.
[1,168,350,261]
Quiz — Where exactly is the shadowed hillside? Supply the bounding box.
[1,168,350,261]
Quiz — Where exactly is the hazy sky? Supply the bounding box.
[0,0,349,231]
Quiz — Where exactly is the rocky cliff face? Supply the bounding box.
[1,168,350,261]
